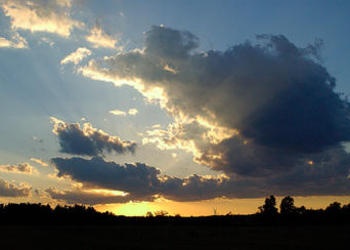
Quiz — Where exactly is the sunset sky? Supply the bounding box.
[1,0,350,216]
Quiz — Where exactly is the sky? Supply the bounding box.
[0,0,350,216]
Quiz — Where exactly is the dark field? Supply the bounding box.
[1,224,349,250]
[1,202,350,249]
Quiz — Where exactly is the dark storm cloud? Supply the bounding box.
[80,26,350,196]
[145,26,199,60]
[50,156,350,204]
[51,156,235,202]
[0,178,31,197]
[51,156,160,196]
[51,117,136,156]
[198,136,302,176]
[267,146,350,195]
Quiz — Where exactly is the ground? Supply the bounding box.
[1,224,349,249]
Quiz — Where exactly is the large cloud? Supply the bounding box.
[0,178,31,197]
[79,26,350,184]
[0,0,83,37]
[51,117,136,156]
[52,156,161,197]
[50,156,234,202]
[50,156,350,203]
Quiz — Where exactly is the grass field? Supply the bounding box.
[1,224,349,249]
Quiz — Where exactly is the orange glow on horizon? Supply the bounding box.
[96,201,156,216]
[94,196,350,217]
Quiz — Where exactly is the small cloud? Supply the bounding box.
[39,37,55,47]
[110,108,138,116]
[0,32,28,49]
[0,178,31,197]
[0,163,38,175]
[0,37,15,48]
[152,124,162,129]
[50,116,137,156]
[163,64,177,74]
[30,158,48,167]
[86,25,117,49]
[61,47,92,65]
[128,108,138,116]
[109,109,127,116]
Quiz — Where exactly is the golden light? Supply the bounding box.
[86,26,117,49]
[94,195,350,217]
[307,160,314,166]
[195,115,239,144]
[163,64,177,74]
[101,201,156,216]
[84,188,128,197]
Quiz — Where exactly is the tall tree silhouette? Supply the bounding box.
[259,195,278,216]
[280,196,296,216]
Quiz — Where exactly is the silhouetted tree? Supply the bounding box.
[342,203,350,213]
[280,196,296,216]
[1,199,350,226]
[146,211,154,217]
[326,202,341,214]
[296,205,307,215]
[259,195,278,216]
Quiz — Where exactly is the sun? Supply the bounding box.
[96,202,156,217]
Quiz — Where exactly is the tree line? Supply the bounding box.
[0,196,350,225]
[259,195,350,216]
[0,203,116,225]
[247,195,350,225]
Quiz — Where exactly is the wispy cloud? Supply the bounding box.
[39,37,55,47]
[1,0,83,37]
[109,108,138,116]
[46,187,130,205]
[0,32,27,49]
[86,25,117,49]
[61,47,92,65]
[51,117,136,156]
[30,158,48,167]
[128,108,138,116]
[109,109,127,116]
